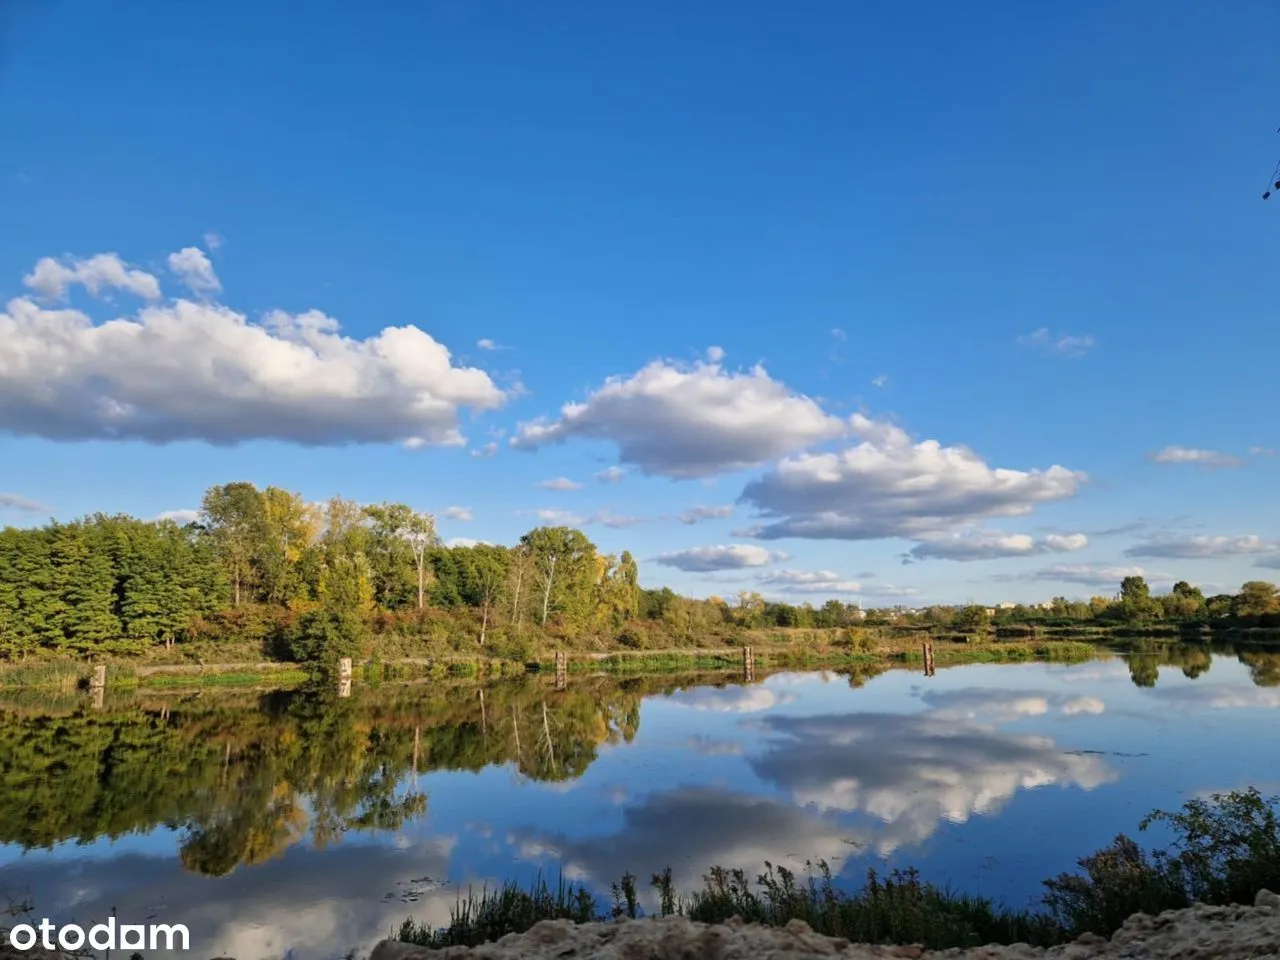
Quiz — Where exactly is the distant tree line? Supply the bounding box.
[1,482,1276,661]
[899,576,1280,635]
[0,482,870,662]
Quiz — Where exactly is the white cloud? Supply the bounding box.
[0,492,50,514]
[752,712,1115,855]
[446,536,490,548]
[511,355,844,478]
[829,328,847,341]
[441,506,473,521]
[167,247,221,294]
[533,508,586,526]
[918,689,1106,723]
[1147,446,1243,468]
[537,477,582,491]
[908,530,1088,562]
[678,504,734,524]
[471,442,499,458]
[862,584,920,599]
[871,374,889,388]
[156,508,200,524]
[666,686,795,713]
[595,466,626,483]
[203,232,224,250]
[0,255,506,446]
[1030,563,1174,587]
[655,544,786,572]
[1248,445,1276,457]
[739,414,1084,541]
[24,252,162,301]
[589,509,645,529]
[1017,328,1096,358]
[758,569,863,594]
[706,345,726,362]
[1124,534,1277,559]
[477,338,497,350]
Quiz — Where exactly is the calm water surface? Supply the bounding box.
[2,648,1278,960]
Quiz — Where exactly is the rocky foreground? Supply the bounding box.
[370,890,1280,960]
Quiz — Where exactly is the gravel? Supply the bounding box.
[368,889,1280,960]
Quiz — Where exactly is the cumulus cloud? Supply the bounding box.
[1017,328,1096,358]
[1030,563,1174,587]
[156,508,201,524]
[511,355,844,478]
[0,492,49,514]
[533,508,586,526]
[509,788,857,900]
[203,232,224,250]
[0,254,506,446]
[751,711,1115,855]
[1147,446,1243,468]
[655,544,786,572]
[477,338,496,350]
[587,509,641,529]
[441,506,473,521]
[537,477,582,491]
[1124,534,1277,559]
[758,569,863,594]
[907,531,1088,562]
[471,442,499,458]
[917,688,1106,723]
[739,415,1084,541]
[594,466,626,483]
[24,252,162,301]
[446,536,490,548]
[167,246,221,294]
[679,504,735,524]
[665,685,797,713]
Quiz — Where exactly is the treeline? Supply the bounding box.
[0,482,869,662]
[2,481,1278,662]
[904,576,1280,634]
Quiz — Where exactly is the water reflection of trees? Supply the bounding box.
[0,674,691,874]
[1122,643,1279,688]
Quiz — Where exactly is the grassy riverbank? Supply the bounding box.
[397,788,1280,952]
[0,635,1099,689]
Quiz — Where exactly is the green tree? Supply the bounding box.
[1233,581,1279,618]
[1119,576,1159,622]
[1163,581,1206,620]
[201,482,266,606]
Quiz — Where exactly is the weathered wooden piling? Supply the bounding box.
[922,641,936,677]
[337,657,352,698]
[554,650,567,691]
[742,645,755,682]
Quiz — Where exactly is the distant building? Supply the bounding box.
[997,601,1017,609]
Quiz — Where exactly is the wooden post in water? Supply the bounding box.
[554,650,567,691]
[922,641,935,677]
[337,657,352,698]
[90,664,106,708]
[742,645,755,683]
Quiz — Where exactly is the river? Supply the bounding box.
[1,646,1277,959]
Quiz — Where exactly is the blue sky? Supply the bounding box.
[1,0,1278,605]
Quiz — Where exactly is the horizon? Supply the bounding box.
[2,0,1278,608]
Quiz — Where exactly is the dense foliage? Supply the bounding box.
[1,481,1277,662]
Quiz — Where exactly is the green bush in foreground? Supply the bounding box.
[397,788,1280,951]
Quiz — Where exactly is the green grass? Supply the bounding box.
[136,668,310,689]
[396,788,1280,952]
